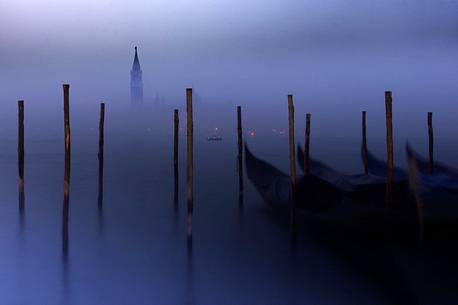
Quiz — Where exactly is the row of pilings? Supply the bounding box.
[14,86,434,249]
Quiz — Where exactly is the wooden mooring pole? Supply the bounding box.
[18,100,25,213]
[288,95,296,193]
[174,109,179,171]
[62,84,71,260]
[428,112,434,174]
[186,88,193,247]
[362,111,369,174]
[304,113,311,176]
[237,106,244,207]
[174,109,179,211]
[385,91,393,208]
[98,103,105,209]
[63,84,71,187]
[288,95,296,228]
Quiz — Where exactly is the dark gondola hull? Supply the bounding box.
[245,145,417,240]
[297,145,413,209]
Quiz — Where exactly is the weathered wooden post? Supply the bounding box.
[186,88,193,246]
[361,111,369,174]
[174,109,179,169]
[427,112,434,174]
[18,100,25,212]
[304,113,311,175]
[63,84,71,187]
[385,91,393,208]
[288,95,296,228]
[174,109,179,211]
[288,95,296,193]
[237,106,244,207]
[62,84,71,260]
[98,103,105,209]
[288,95,296,192]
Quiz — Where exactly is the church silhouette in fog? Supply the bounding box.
[130,46,143,106]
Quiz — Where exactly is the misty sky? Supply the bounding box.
[2,1,457,53]
[1,0,458,138]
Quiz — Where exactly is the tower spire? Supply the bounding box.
[132,46,141,71]
[130,46,143,106]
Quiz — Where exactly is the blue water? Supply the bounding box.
[0,107,457,305]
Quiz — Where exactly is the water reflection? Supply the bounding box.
[98,164,104,211]
[237,151,244,212]
[174,148,179,221]
[186,238,194,305]
[3,121,458,304]
[97,136,104,234]
[61,177,70,304]
[18,185,25,231]
[187,210,193,252]
[186,192,194,305]
[62,185,70,263]
[97,170,104,235]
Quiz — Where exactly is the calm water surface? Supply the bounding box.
[0,108,457,305]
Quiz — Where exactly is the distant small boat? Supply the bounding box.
[207,135,222,141]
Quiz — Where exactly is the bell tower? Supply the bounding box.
[130,46,143,106]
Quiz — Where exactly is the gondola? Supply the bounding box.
[297,145,412,208]
[245,144,416,239]
[245,145,424,304]
[244,145,341,212]
[361,145,406,181]
[406,144,458,221]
